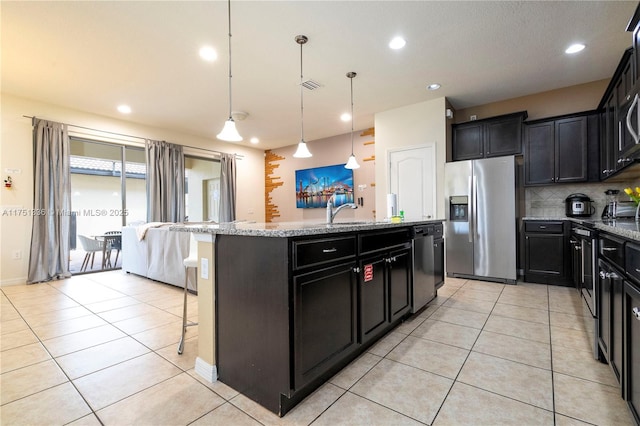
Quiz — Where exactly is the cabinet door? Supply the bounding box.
[624,281,640,424]
[525,234,565,277]
[452,122,483,161]
[524,122,555,185]
[611,272,624,384]
[598,260,612,362]
[601,93,618,179]
[294,262,357,389]
[485,116,522,157]
[359,256,388,344]
[388,249,411,323]
[434,238,444,289]
[555,116,587,183]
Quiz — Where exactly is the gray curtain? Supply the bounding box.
[219,153,236,222]
[145,140,185,222]
[27,119,72,283]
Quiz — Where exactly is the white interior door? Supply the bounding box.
[389,144,436,221]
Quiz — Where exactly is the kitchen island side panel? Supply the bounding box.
[215,234,291,414]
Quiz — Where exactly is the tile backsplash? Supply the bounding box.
[525,180,640,218]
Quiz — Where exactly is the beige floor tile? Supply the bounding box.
[552,345,618,387]
[553,372,634,425]
[329,352,381,390]
[0,382,91,425]
[32,314,108,340]
[498,292,549,310]
[145,293,184,310]
[393,312,427,335]
[550,325,593,352]
[0,317,29,335]
[22,305,94,327]
[1,341,51,373]
[56,336,150,379]
[131,319,186,350]
[13,298,81,317]
[96,372,224,425]
[549,293,584,316]
[351,358,453,424]
[111,309,181,334]
[457,351,553,410]
[442,296,495,314]
[550,310,593,332]
[453,288,501,302]
[58,285,125,306]
[0,359,69,404]
[433,381,554,425]
[484,315,550,344]
[96,302,162,323]
[156,336,198,370]
[460,280,505,294]
[502,282,548,296]
[73,352,181,410]
[1,304,21,321]
[434,286,457,300]
[230,382,345,425]
[554,413,594,426]
[42,324,126,357]
[411,318,481,349]
[428,305,489,329]
[416,301,440,318]
[386,335,469,379]
[491,302,550,324]
[442,277,467,288]
[1,328,39,351]
[310,391,423,426]
[165,299,199,318]
[7,291,71,308]
[67,413,103,426]
[84,295,140,313]
[473,330,551,369]
[191,402,262,426]
[366,330,406,357]
[187,369,240,400]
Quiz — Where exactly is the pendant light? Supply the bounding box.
[293,35,312,158]
[344,72,360,169]
[217,0,242,142]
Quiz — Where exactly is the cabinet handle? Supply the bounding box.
[539,226,547,229]
[352,267,360,273]
[633,307,640,320]
[609,272,620,280]
[602,247,617,252]
[626,93,640,145]
[600,271,607,279]
[322,248,337,253]
[619,120,623,151]
[635,268,640,273]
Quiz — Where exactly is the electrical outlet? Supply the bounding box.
[12,250,22,260]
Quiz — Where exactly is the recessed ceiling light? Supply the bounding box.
[117,105,131,114]
[389,36,406,50]
[340,113,351,122]
[565,43,585,54]
[250,137,259,144]
[199,46,217,62]
[427,83,441,91]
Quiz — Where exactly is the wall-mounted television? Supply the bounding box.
[295,163,354,208]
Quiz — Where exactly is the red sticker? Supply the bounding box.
[364,264,373,282]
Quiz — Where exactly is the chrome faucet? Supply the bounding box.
[326,194,357,224]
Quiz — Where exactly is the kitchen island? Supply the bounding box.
[171,219,444,416]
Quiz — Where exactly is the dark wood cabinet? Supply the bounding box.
[434,237,444,289]
[389,249,412,323]
[294,262,357,389]
[524,115,590,185]
[359,255,388,343]
[524,220,571,285]
[452,112,526,161]
[624,280,640,425]
[601,91,618,179]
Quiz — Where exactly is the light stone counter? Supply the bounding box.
[522,216,640,242]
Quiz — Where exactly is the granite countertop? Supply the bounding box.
[170,219,445,238]
[523,216,640,242]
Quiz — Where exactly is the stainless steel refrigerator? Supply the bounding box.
[444,156,516,284]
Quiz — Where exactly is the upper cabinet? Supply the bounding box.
[524,112,600,186]
[451,111,527,161]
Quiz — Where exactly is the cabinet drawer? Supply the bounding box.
[626,242,640,285]
[524,221,564,233]
[359,228,411,255]
[293,236,356,270]
[600,234,625,271]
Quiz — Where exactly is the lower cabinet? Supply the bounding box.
[293,262,358,389]
[624,280,640,424]
[434,237,445,289]
[523,220,571,285]
[598,258,624,383]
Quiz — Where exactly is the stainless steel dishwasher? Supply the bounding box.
[412,225,435,313]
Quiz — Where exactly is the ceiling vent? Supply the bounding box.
[301,79,322,90]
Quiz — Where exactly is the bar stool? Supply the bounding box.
[178,233,198,354]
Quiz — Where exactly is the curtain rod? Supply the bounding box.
[23,115,244,159]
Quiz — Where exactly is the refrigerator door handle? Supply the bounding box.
[473,174,478,243]
[468,175,473,243]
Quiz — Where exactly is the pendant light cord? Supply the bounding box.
[299,39,304,142]
[227,0,233,119]
[350,76,354,155]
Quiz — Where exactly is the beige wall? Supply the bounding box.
[268,131,376,222]
[0,93,265,285]
[454,79,609,123]
[375,97,449,220]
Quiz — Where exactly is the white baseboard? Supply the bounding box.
[195,357,217,383]
[0,277,28,287]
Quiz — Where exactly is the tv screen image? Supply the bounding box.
[295,164,354,208]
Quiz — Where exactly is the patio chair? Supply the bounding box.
[78,235,104,272]
[104,231,122,267]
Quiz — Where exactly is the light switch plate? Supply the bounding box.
[200,258,209,280]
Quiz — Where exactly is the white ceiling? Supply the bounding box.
[2,1,638,150]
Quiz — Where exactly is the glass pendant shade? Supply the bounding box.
[293,140,312,158]
[217,118,242,142]
[345,154,360,169]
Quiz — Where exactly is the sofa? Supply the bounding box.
[122,224,196,291]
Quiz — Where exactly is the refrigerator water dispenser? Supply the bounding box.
[449,196,468,221]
